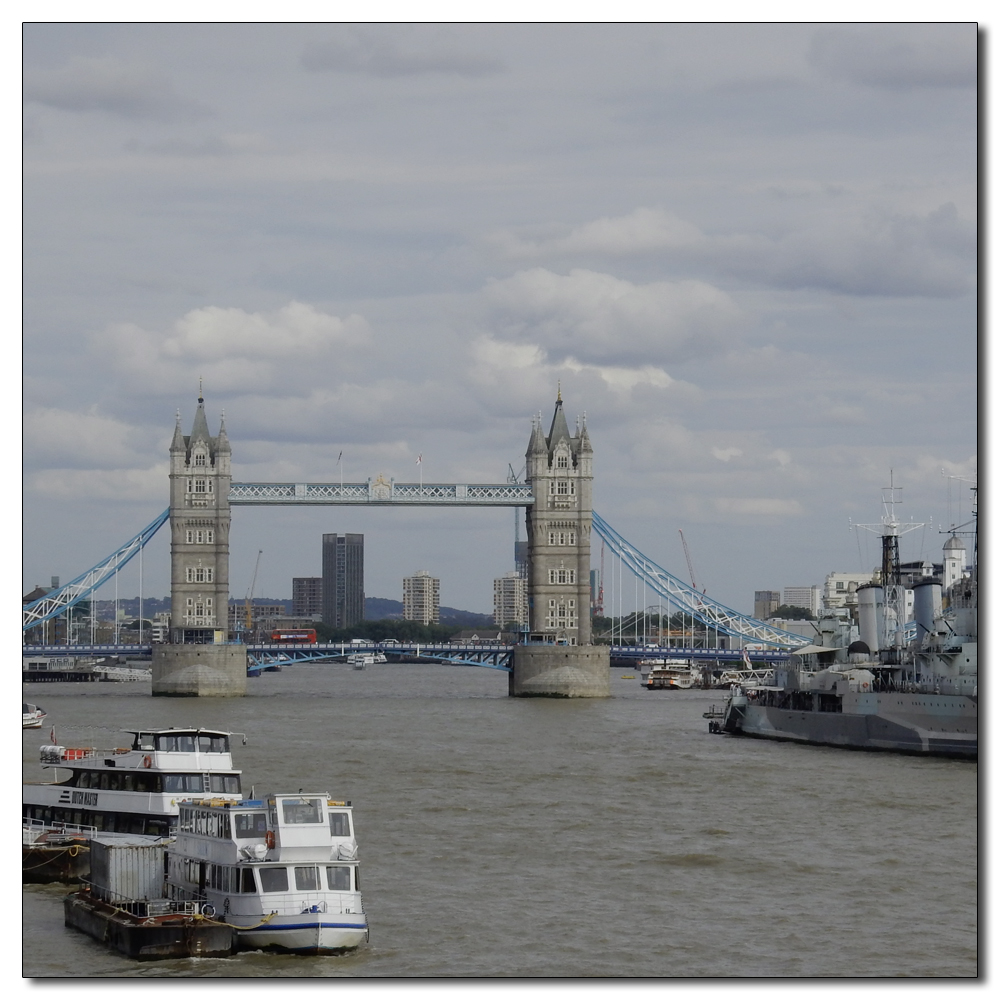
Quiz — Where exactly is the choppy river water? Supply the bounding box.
[22,664,978,978]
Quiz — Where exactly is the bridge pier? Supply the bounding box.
[152,644,247,697]
[509,644,610,697]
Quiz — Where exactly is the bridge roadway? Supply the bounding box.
[23,642,788,675]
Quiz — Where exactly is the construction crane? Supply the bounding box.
[678,530,704,594]
[245,550,263,636]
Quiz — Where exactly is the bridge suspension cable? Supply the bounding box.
[591,512,809,649]
[22,508,170,631]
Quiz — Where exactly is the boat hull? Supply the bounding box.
[233,914,369,954]
[63,892,235,959]
[731,694,977,758]
[23,840,90,883]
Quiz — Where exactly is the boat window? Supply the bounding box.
[294,867,320,891]
[281,798,323,824]
[77,771,90,788]
[241,868,257,893]
[133,734,155,751]
[234,813,268,839]
[326,866,351,891]
[209,774,241,794]
[196,734,228,753]
[99,773,111,789]
[157,734,196,752]
[163,774,208,793]
[329,812,351,837]
[259,867,289,893]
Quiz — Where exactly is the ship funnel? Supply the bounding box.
[856,583,884,654]
[912,578,942,642]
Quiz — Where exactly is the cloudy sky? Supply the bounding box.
[21,22,978,617]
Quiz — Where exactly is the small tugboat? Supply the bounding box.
[164,793,368,954]
[64,835,234,959]
[22,703,46,728]
[23,727,245,882]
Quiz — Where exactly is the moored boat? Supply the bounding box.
[23,726,245,881]
[22,703,46,728]
[163,793,368,954]
[63,835,234,959]
[719,484,977,758]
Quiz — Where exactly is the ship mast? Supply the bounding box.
[855,471,924,664]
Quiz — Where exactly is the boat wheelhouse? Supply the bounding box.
[23,727,244,839]
[164,793,368,955]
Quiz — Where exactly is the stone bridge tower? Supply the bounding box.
[510,391,609,697]
[524,390,594,645]
[152,392,246,696]
[168,394,231,643]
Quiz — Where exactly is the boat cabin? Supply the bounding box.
[23,727,244,837]
[167,794,361,902]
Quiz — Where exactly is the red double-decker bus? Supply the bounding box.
[270,629,317,644]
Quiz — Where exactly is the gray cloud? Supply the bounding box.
[20,23,976,612]
[482,268,741,367]
[808,25,977,90]
[301,29,504,78]
[494,202,976,298]
[23,56,209,121]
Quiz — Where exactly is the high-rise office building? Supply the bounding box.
[292,577,323,619]
[322,534,364,629]
[494,572,527,628]
[754,590,781,620]
[403,571,440,625]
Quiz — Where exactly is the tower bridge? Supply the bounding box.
[23,391,809,697]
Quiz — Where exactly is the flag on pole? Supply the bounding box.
[49,725,56,744]
[416,454,422,464]
[337,451,343,463]
[742,648,753,670]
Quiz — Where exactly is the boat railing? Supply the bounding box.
[255,891,359,915]
[23,817,98,844]
[79,884,207,918]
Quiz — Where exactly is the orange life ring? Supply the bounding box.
[265,830,275,849]
[143,756,152,768]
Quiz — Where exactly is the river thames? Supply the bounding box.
[22,664,978,978]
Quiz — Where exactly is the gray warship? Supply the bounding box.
[721,483,977,759]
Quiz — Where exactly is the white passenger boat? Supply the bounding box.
[23,727,245,842]
[642,659,699,690]
[164,793,368,955]
[22,703,47,728]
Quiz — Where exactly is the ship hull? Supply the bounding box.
[233,915,368,954]
[733,693,976,758]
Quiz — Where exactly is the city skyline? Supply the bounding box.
[22,24,977,616]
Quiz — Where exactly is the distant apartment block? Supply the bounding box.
[292,577,323,619]
[822,572,873,610]
[323,533,364,629]
[782,586,821,617]
[754,590,781,620]
[228,602,285,631]
[403,571,440,625]
[493,571,527,628]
